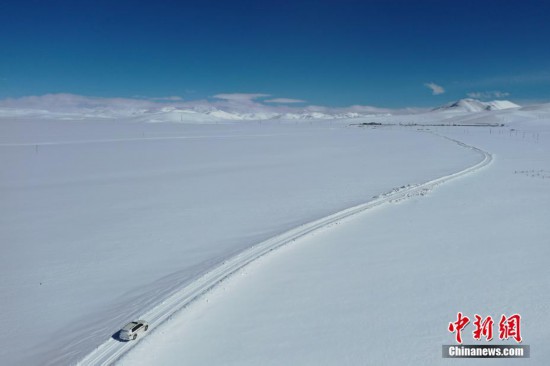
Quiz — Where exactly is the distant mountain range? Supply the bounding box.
[0,94,522,122]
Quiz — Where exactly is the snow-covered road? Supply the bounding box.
[79,133,491,365]
[3,119,484,365]
[116,112,550,365]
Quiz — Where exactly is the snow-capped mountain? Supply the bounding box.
[3,94,524,124]
[434,98,520,112]
[0,94,399,123]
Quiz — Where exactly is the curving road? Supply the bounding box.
[77,133,492,366]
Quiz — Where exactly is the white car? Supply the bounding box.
[119,320,149,341]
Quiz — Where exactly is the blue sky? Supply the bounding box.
[1,0,549,107]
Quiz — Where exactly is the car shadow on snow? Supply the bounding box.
[111,330,129,342]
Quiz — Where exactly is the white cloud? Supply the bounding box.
[0,93,156,111]
[0,93,425,119]
[466,91,510,99]
[264,98,306,104]
[424,82,445,95]
[151,96,183,101]
[213,93,270,102]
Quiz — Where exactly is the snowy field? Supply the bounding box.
[118,107,550,365]
[1,102,549,365]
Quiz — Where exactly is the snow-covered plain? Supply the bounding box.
[1,101,548,365]
[117,106,550,365]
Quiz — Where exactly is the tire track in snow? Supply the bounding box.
[77,134,492,366]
